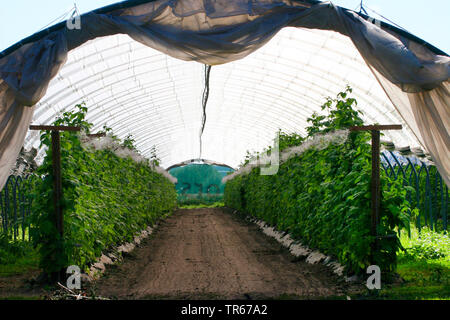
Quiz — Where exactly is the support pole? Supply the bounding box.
[51,130,63,238]
[371,130,381,259]
[30,125,82,281]
[350,124,402,264]
[30,126,81,239]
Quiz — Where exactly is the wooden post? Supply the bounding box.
[29,126,107,237]
[350,125,402,264]
[51,130,63,237]
[371,130,380,241]
[87,133,107,138]
[29,125,81,281]
[30,126,82,236]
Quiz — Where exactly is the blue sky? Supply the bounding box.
[0,0,449,54]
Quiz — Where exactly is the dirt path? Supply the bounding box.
[94,208,354,300]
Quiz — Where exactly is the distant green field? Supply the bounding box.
[177,193,224,207]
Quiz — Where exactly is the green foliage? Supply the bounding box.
[30,104,177,276]
[0,236,39,276]
[224,87,412,275]
[403,227,450,260]
[278,130,305,152]
[53,103,92,133]
[0,234,38,277]
[122,134,137,151]
[241,86,363,166]
[0,234,34,265]
[305,86,363,136]
[149,145,161,167]
[365,227,450,300]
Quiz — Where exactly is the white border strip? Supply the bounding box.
[243,212,362,283]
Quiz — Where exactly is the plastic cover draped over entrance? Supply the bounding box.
[0,0,449,188]
[22,30,421,167]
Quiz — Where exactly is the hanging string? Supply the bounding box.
[199,65,212,160]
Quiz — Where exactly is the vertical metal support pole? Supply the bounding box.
[51,130,63,238]
[371,130,381,263]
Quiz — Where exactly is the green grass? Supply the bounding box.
[0,234,40,277]
[177,193,224,208]
[361,227,450,300]
[382,262,449,299]
[0,249,40,277]
[0,254,39,277]
[180,202,225,209]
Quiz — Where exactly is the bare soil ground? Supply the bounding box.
[93,208,359,300]
[0,271,44,299]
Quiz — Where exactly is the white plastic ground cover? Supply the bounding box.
[0,0,448,190]
[88,224,156,281]
[246,214,347,279]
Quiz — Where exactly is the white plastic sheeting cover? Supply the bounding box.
[0,0,449,188]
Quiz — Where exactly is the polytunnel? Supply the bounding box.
[0,0,449,189]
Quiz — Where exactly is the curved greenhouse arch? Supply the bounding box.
[0,0,448,188]
[166,159,236,172]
